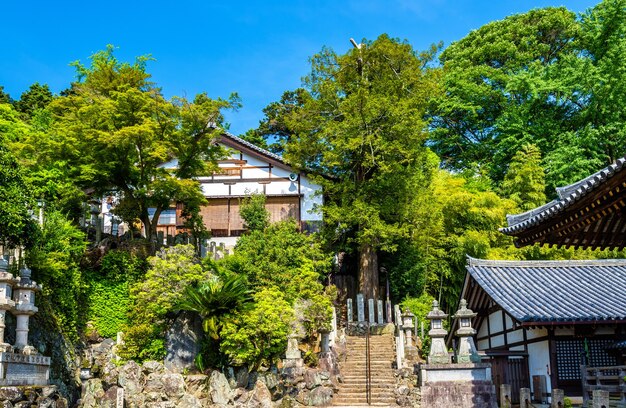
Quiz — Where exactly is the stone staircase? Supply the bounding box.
[332,333,397,407]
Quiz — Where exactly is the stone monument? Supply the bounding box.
[425,300,451,364]
[0,258,50,386]
[453,299,481,363]
[401,308,418,362]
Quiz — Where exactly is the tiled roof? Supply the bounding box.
[466,257,626,323]
[220,131,286,164]
[500,156,626,235]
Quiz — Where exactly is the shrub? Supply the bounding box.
[85,273,130,338]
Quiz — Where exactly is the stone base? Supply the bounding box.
[346,322,395,336]
[0,352,50,386]
[419,363,492,385]
[420,380,497,408]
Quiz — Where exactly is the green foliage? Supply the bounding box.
[119,244,210,361]
[239,193,270,232]
[501,144,546,211]
[99,249,146,282]
[0,86,12,104]
[563,397,572,408]
[220,288,293,369]
[0,138,40,249]
[29,46,239,242]
[178,274,252,340]
[27,211,87,341]
[85,273,130,338]
[15,83,53,120]
[223,220,330,303]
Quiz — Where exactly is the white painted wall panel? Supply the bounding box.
[527,340,552,395]
[491,334,504,348]
[477,320,488,338]
[507,329,523,344]
[477,339,489,350]
[231,183,263,196]
[527,328,547,339]
[504,314,513,330]
[489,311,504,334]
[202,183,229,196]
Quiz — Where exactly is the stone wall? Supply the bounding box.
[0,385,68,407]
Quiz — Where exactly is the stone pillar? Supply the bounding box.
[500,384,511,408]
[347,298,353,323]
[11,266,39,355]
[320,331,330,353]
[520,388,531,408]
[285,334,301,359]
[426,300,450,364]
[377,300,384,325]
[386,299,392,324]
[551,389,564,407]
[368,299,375,324]
[592,390,609,408]
[357,294,365,322]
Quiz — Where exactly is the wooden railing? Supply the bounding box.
[581,365,626,405]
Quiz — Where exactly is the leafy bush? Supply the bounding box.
[85,273,130,338]
[401,293,436,357]
[99,249,146,282]
[118,245,210,361]
[220,288,293,369]
[239,192,270,232]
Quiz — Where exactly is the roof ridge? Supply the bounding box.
[466,256,626,268]
[219,130,286,164]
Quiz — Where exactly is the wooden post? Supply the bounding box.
[581,365,589,406]
[520,388,531,408]
[551,389,564,407]
[500,384,511,408]
[592,389,609,408]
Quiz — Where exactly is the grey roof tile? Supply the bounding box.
[466,257,626,323]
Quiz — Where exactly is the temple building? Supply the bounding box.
[456,156,626,404]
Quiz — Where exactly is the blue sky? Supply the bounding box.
[3,0,598,135]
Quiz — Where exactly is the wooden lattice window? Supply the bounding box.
[556,339,619,381]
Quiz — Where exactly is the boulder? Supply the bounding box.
[209,370,234,405]
[161,373,186,399]
[177,394,203,408]
[143,360,165,374]
[0,387,22,402]
[118,360,145,397]
[184,374,208,398]
[306,386,333,406]
[247,380,272,408]
[81,379,105,408]
[303,370,323,390]
[164,311,203,373]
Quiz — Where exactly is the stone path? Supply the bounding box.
[332,333,397,407]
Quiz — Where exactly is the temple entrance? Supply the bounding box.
[491,355,530,404]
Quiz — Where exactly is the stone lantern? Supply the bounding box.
[402,308,418,362]
[0,258,16,352]
[426,300,450,364]
[453,299,480,363]
[12,266,40,355]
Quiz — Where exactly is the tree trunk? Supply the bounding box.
[358,243,379,301]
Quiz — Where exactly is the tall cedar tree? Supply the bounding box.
[501,144,547,211]
[281,35,441,300]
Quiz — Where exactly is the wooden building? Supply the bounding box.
[456,156,626,402]
[155,132,323,247]
[460,257,626,402]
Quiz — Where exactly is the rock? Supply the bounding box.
[235,367,250,388]
[0,387,22,402]
[101,362,119,387]
[0,401,11,408]
[13,402,31,408]
[306,386,332,406]
[81,379,105,408]
[247,380,272,408]
[177,393,203,408]
[118,360,145,397]
[161,373,186,399]
[303,370,323,390]
[164,311,203,373]
[258,372,280,390]
[100,385,119,408]
[295,389,309,405]
[396,384,410,396]
[209,370,234,405]
[184,374,208,397]
[143,360,165,374]
[274,395,303,408]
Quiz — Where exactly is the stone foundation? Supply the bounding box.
[0,384,67,407]
[420,380,496,408]
[0,352,50,386]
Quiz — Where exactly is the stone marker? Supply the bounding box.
[500,384,511,408]
[116,387,124,408]
[520,388,531,408]
[551,389,564,407]
[346,298,353,323]
[357,294,365,322]
[368,299,375,324]
[386,299,392,323]
[377,300,384,325]
[285,334,301,359]
[592,389,609,408]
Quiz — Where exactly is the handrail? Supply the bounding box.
[366,321,371,405]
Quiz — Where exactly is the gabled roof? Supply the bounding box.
[500,156,626,249]
[465,257,626,324]
[218,131,286,166]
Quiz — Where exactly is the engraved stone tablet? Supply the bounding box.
[347,298,353,323]
[357,294,365,322]
[368,299,375,324]
[377,300,384,325]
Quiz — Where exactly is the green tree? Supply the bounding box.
[0,138,39,249]
[0,86,12,104]
[279,35,441,300]
[34,46,239,244]
[239,193,270,232]
[501,144,546,211]
[15,83,53,120]
[430,7,582,186]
